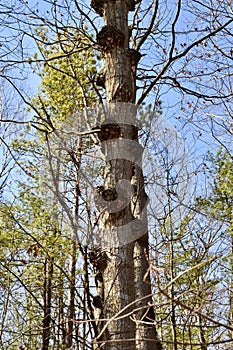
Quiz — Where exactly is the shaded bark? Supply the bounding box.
[132,156,162,350]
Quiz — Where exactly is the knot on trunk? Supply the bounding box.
[94,186,121,212]
[96,70,106,88]
[91,0,137,15]
[99,120,121,141]
[95,271,103,283]
[89,248,108,272]
[92,295,103,309]
[99,119,139,142]
[91,0,104,16]
[97,26,125,52]
[126,0,138,11]
[127,48,142,66]
[102,188,118,201]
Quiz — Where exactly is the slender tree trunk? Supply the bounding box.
[198,315,208,350]
[0,283,10,348]
[65,241,77,349]
[229,230,233,341]
[42,257,53,350]
[58,273,65,349]
[91,1,162,349]
[167,173,178,350]
[65,136,82,349]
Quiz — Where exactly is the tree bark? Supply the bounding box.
[91,1,162,349]
[131,150,162,350]
[42,257,53,350]
[65,135,82,349]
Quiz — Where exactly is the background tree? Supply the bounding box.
[196,148,233,344]
[0,29,101,349]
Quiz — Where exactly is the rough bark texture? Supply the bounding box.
[91,1,162,349]
[132,166,162,350]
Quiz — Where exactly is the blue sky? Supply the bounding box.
[0,0,232,204]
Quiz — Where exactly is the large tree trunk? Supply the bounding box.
[91,1,162,349]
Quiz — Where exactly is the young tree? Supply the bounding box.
[196,149,233,342]
[0,29,100,349]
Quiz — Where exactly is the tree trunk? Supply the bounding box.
[91,1,162,349]
[65,136,82,349]
[65,241,76,349]
[131,147,161,350]
[42,257,53,350]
